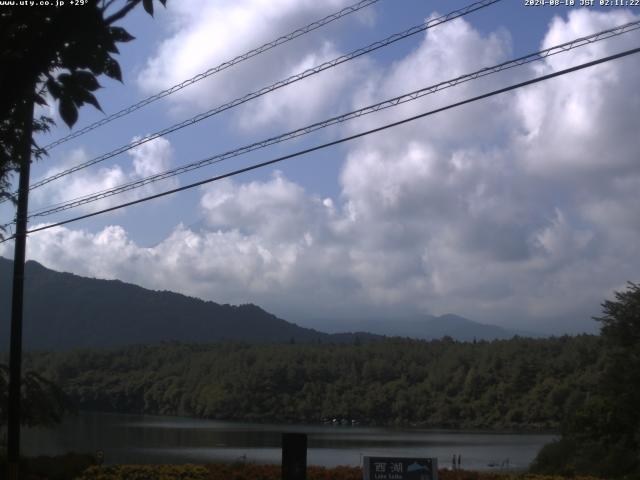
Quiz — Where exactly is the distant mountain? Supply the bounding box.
[422,314,540,340]
[317,313,540,341]
[0,258,377,351]
[0,258,539,351]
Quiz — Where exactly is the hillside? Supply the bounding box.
[24,335,603,429]
[0,257,536,351]
[0,258,377,350]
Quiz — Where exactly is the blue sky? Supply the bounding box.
[2,0,640,334]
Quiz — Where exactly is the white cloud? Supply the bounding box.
[29,136,177,216]
[200,172,324,239]
[30,148,129,214]
[137,0,368,128]
[515,9,640,176]
[335,11,640,329]
[8,11,640,335]
[235,42,367,130]
[129,135,174,178]
[348,16,514,149]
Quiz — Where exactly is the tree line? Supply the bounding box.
[531,282,640,478]
[4,281,639,478]
[21,334,603,430]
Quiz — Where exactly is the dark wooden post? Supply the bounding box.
[282,433,307,480]
[7,89,35,480]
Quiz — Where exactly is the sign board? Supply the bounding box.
[363,456,437,480]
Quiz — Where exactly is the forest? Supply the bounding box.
[21,335,602,430]
[4,282,638,477]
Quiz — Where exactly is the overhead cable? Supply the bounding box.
[41,0,383,151]
[25,20,640,220]
[17,0,500,198]
[1,45,636,242]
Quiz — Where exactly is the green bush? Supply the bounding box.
[0,452,95,480]
[75,464,210,480]
[72,464,607,480]
[531,436,640,479]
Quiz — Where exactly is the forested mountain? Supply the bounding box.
[0,258,382,350]
[24,335,603,430]
[0,257,532,351]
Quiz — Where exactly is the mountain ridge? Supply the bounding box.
[1,257,377,350]
[0,257,538,350]
[317,313,539,341]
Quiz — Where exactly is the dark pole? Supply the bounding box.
[7,89,35,480]
[282,433,307,480]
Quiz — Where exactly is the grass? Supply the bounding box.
[0,455,605,480]
[74,463,603,480]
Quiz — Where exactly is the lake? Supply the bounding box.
[22,412,556,471]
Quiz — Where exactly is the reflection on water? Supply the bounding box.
[22,412,556,470]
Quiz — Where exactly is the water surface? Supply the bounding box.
[23,412,555,470]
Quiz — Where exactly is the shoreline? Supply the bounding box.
[73,409,560,436]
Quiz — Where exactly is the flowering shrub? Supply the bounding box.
[75,464,210,480]
[73,464,603,480]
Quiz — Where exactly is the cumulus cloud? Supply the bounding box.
[137,0,369,128]
[515,9,640,177]
[348,15,514,149]
[29,136,177,215]
[2,174,357,315]
[235,41,368,130]
[333,10,640,330]
[8,10,640,334]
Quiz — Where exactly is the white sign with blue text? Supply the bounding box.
[363,456,437,480]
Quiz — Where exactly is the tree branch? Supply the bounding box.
[101,0,118,14]
[105,0,139,25]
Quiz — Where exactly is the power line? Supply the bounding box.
[15,0,500,199]
[24,19,640,220]
[40,0,382,151]
[25,0,500,193]
[2,45,637,243]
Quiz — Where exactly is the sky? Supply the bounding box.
[1,0,640,335]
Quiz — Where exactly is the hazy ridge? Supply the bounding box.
[1,257,536,351]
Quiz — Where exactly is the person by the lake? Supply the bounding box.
[452,454,457,470]
[457,454,462,470]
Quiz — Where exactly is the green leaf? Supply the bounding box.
[104,41,119,55]
[73,70,101,92]
[33,93,47,106]
[78,90,103,112]
[109,26,135,43]
[103,57,122,82]
[98,30,120,54]
[59,97,78,127]
[57,73,73,86]
[46,78,62,98]
[86,50,110,76]
[142,0,154,16]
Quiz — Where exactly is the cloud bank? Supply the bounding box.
[137,0,369,128]
[29,136,177,215]
[6,9,640,334]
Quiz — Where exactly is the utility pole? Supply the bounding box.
[7,88,35,480]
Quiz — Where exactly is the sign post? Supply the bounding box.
[282,433,307,480]
[363,456,438,480]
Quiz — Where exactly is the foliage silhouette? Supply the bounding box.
[0,0,166,208]
[0,363,71,428]
[531,282,640,478]
[25,335,603,430]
